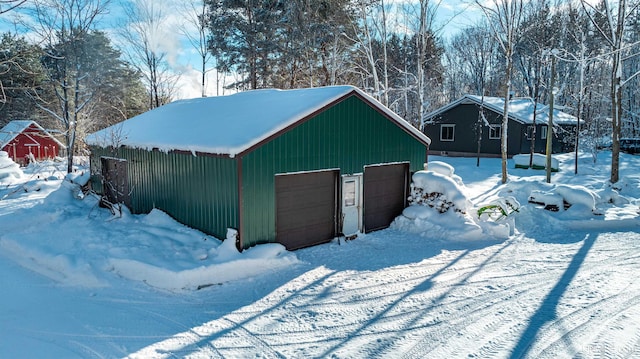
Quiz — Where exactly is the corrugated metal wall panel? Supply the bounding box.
[89,146,239,240]
[240,95,427,247]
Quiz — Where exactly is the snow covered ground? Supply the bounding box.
[1,151,639,358]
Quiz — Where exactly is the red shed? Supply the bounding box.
[0,120,66,166]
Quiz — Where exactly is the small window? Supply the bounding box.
[489,125,501,139]
[541,126,548,140]
[440,124,455,142]
[344,180,356,207]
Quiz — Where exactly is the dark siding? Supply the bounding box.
[363,163,409,232]
[424,104,503,155]
[424,103,576,156]
[517,123,576,154]
[508,121,524,156]
[90,147,239,240]
[240,95,427,247]
[275,170,338,250]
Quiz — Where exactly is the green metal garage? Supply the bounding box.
[86,86,430,251]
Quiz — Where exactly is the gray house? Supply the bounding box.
[423,95,578,157]
[86,86,431,251]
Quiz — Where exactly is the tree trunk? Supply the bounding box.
[501,48,513,184]
[609,0,626,184]
[545,54,556,184]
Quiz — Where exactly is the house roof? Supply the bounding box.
[85,85,430,157]
[425,94,579,126]
[0,120,66,148]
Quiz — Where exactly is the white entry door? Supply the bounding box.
[341,175,362,236]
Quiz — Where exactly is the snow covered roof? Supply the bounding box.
[85,85,430,156]
[425,94,579,126]
[0,120,66,148]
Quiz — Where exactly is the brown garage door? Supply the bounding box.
[275,170,338,250]
[363,163,409,232]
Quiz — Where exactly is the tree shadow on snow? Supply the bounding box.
[317,238,514,358]
[509,232,596,359]
[120,228,506,358]
[295,228,504,273]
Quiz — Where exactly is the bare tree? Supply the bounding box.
[554,5,595,173]
[448,25,498,97]
[0,0,26,14]
[28,0,110,173]
[120,0,178,109]
[415,0,441,131]
[349,0,383,102]
[582,0,640,184]
[474,0,525,184]
[180,0,215,97]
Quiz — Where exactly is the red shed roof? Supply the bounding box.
[0,120,66,149]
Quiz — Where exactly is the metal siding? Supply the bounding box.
[240,95,427,247]
[89,146,239,240]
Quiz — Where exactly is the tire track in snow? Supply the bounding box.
[398,280,549,359]
[528,291,640,359]
[254,245,551,357]
[515,238,640,359]
[123,307,224,359]
[216,318,287,359]
[395,240,615,359]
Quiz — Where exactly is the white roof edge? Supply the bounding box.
[424,94,578,125]
[238,86,430,153]
[0,120,66,149]
[87,86,430,155]
[235,86,354,154]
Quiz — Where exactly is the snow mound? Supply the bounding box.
[393,205,484,241]
[529,184,598,212]
[514,153,559,171]
[426,160,464,185]
[65,171,90,186]
[0,151,23,181]
[410,170,471,211]
[555,185,598,210]
[110,242,297,291]
[426,161,454,177]
[596,186,629,206]
[394,165,512,240]
[0,239,106,288]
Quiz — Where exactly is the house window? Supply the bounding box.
[526,125,535,140]
[489,125,501,139]
[440,124,455,142]
[541,126,548,140]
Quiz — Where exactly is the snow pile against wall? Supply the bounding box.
[393,167,489,241]
[0,151,23,181]
[409,170,471,212]
[393,160,522,240]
